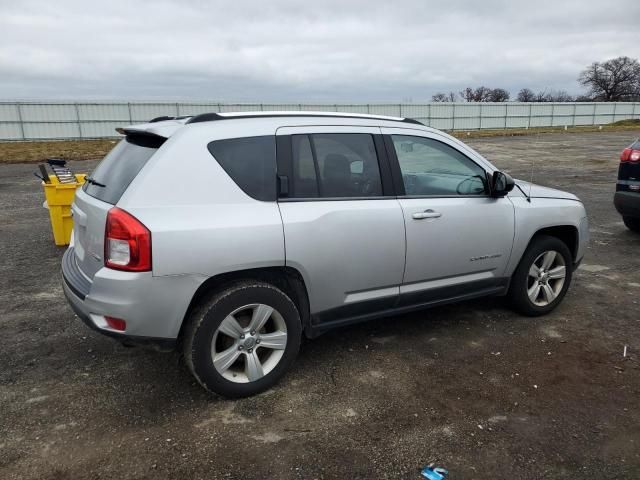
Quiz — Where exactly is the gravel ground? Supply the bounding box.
[1,131,639,479]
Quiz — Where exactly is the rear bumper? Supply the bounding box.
[61,247,204,348]
[614,191,640,218]
[62,281,176,350]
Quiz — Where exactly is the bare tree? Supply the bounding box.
[534,89,574,102]
[459,87,473,102]
[431,91,458,102]
[545,90,574,102]
[459,86,509,102]
[460,86,489,102]
[578,56,640,101]
[517,88,536,102]
[488,88,510,102]
[533,90,549,102]
[516,88,574,102]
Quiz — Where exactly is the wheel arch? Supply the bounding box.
[506,224,579,279]
[507,225,576,316]
[529,225,579,262]
[178,266,311,344]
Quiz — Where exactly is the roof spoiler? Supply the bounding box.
[148,115,191,123]
[115,127,167,148]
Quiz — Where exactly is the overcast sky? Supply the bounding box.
[1,0,638,101]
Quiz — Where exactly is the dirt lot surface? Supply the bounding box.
[1,131,640,479]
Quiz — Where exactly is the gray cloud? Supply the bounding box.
[0,0,638,101]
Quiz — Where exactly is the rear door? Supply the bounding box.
[382,127,515,303]
[71,135,160,280]
[276,126,405,322]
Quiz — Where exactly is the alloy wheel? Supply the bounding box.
[211,303,288,383]
[527,250,567,306]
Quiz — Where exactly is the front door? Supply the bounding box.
[382,128,515,303]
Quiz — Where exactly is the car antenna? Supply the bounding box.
[527,140,535,203]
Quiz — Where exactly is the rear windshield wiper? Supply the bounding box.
[85,176,106,188]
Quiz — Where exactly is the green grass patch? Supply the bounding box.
[449,123,640,139]
[610,119,640,127]
[0,139,117,164]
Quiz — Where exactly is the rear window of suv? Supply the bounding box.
[83,137,158,205]
[207,135,276,201]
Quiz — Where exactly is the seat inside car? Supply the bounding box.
[323,153,352,196]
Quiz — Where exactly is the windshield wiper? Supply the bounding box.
[85,176,106,187]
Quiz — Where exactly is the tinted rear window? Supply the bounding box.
[83,138,157,204]
[289,133,383,198]
[207,136,276,201]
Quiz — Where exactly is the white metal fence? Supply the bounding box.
[1,101,638,141]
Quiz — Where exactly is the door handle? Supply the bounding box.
[412,209,442,220]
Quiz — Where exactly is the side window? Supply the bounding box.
[292,135,319,197]
[392,135,488,196]
[290,133,383,198]
[207,135,276,201]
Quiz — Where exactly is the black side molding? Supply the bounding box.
[306,277,509,338]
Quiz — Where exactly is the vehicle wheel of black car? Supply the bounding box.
[183,281,302,398]
[508,235,573,316]
[623,216,640,233]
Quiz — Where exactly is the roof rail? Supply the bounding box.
[185,111,424,126]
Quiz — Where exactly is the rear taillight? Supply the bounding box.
[104,207,151,272]
[621,148,640,163]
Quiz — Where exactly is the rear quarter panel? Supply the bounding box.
[117,124,285,277]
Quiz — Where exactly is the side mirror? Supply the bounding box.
[491,171,515,197]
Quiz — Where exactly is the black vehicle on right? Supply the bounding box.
[615,139,640,232]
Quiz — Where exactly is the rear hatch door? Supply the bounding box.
[71,131,164,280]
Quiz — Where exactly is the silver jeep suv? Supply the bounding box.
[62,111,589,397]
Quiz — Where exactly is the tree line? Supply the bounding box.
[431,56,640,102]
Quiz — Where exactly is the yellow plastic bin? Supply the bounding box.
[42,174,86,246]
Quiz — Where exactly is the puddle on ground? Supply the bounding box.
[579,264,610,273]
[541,325,562,338]
[250,432,283,443]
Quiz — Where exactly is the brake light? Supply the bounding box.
[104,207,151,271]
[621,148,640,163]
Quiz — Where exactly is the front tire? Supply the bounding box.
[183,281,302,398]
[623,216,640,233]
[508,235,573,316]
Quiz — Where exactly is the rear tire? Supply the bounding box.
[508,235,573,316]
[183,281,302,398]
[623,216,640,233]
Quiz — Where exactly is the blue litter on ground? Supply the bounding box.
[421,465,448,480]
